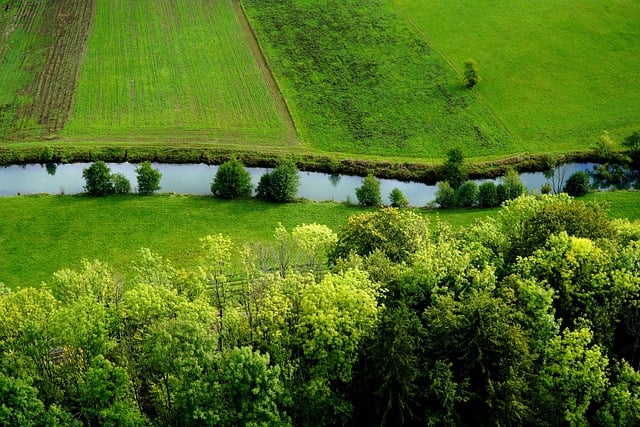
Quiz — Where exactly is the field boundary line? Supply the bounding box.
[390,0,517,144]
[232,0,299,145]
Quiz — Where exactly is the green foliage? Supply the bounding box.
[135,161,162,195]
[594,130,617,161]
[329,208,430,264]
[388,187,409,208]
[563,170,590,197]
[82,161,114,196]
[111,173,131,194]
[456,180,479,207]
[256,160,300,202]
[211,158,252,199]
[478,181,499,207]
[435,181,456,209]
[623,130,640,166]
[463,58,480,89]
[355,174,381,207]
[443,147,467,189]
[502,169,526,200]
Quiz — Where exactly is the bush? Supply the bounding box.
[444,148,467,189]
[112,173,131,194]
[211,158,252,199]
[496,184,509,205]
[136,161,162,195]
[463,59,481,89]
[389,187,409,208]
[356,174,382,207]
[256,160,300,202]
[82,161,114,196]
[478,182,499,207]
[503,169,525,200]
[456,181,479,207]
[563,171,590,197]
[435,181,456,209]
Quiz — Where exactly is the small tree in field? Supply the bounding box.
[256,159,299,202]
[211,158,252,199]
[623,130,640,166]
[112,173,131,194]
[444,147,467,189]
[435,181,456,209]
[83,161,114,196]
[136,161,162,195]
[456,181,479,207]
[478,182,499,207]
[463,59,481,89]
[563,171,590,197]
[389,188,409,208]
[356,174,382,207]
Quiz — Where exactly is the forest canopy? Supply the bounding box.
[2,194,640,426]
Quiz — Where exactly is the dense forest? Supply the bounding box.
[2,194,640,426]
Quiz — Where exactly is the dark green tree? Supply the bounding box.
[478,181,499,207]
[111,173,131,194]
[563,171,590,197]
[623,130,640,166]
[435,181,456,208]
[389,187,409,208]
[135,161,162,195]
[355,174,381,206]
[456,180,479,207]
[211,158,252,199]
[443,148,467,189]
[82,161,114,196]
[256,159,299,202]
[463,59,481,89]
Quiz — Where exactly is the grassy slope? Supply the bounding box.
[242,0,514,159]
[61,0,289,145]
[1,192,638,289]
[394,0,640,152]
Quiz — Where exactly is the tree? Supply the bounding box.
[111,173,131,194]
[563,171,590,197]
[456,180,479,207]
[355,174,381,207]
[389,187,409,208]
[463,59,481,89]
[478,181,499,207]
[256,160,300,202]
[443,147,467,189]
[82,161,114,196]
[435,181,456,209]
[135,161,161,195]
[623,130,640,166]
[594,130,617,161]
[211,158,252,199]
[502,168,525,200]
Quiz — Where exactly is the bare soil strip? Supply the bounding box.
[17,0,94,137]
[232,0,298,144]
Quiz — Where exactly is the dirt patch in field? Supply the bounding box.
[16,0,95,137]
[232,0,298,144]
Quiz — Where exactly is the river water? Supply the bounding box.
[0,162,598,206]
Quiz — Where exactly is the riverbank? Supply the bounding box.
[0,142,613,183]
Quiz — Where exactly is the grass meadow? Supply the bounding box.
[394,0,640,153]
[61,0,292,146]
[1,192,638,289]
[242,0,515,159]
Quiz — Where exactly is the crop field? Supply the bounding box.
[394,0,640,153]
[60,0,293,145]
[0,0,92,139]
[242,0,516,159]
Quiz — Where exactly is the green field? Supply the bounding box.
[60,0,292,145]
[1,192,638,289]
[243,0,514,159]
[394,0,640,153]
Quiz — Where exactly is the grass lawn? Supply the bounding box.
[60,0,292,145]
[1,191,637,289]
[394,0,640,152]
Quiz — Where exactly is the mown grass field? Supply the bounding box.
[394,0,640,153]
[1,192,638,289]
[242,0,515,159]
[60,0,292,145]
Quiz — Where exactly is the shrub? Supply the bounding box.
[503,169,526,200]
[256,160,299,202]
[540,183,552,195]
[211,158,252,199]
[444,148,467,189]
[356,174,382,207]
[478,182,499,207]
[136,161,162,195]
[463,59,481,89]
[435,181,456,209]
[112,173,131,194]
[456,181,479,207]
[563,171,590,197]
[389,187,409,208]
[82,161,114,196]
[496,184,509,205]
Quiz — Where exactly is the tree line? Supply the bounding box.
[2,194,640,425]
